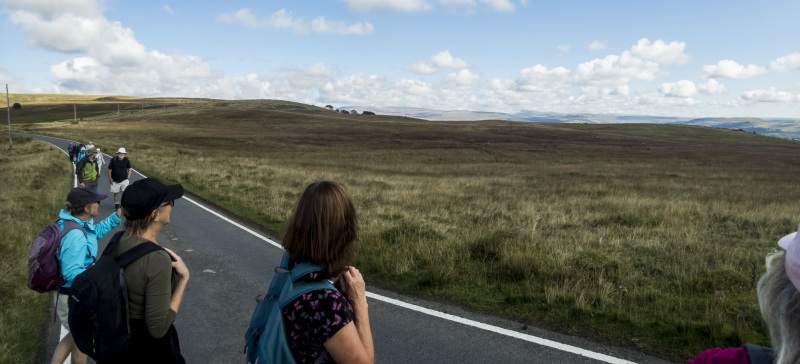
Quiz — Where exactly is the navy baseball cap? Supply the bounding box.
[121,178,184,220]
[67,187,108,208]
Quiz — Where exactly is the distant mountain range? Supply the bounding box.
[344,106,800,140]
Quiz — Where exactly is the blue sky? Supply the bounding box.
[1,0,799,118]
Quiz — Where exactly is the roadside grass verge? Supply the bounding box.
[17,99,800,359]
[0,137,72,363]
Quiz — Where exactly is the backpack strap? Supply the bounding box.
[102,231,126,256]
[743,343,775,364]
[103,231,165,267]
[60,219,90,265]
[264,252,337,306]
[116,242,164,267]
[290,262,325,283]
[61,219,87,240]
[277,279,335,308]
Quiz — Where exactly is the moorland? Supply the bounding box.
[7,94,800,360]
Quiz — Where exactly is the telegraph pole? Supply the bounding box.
[6,84,11,149]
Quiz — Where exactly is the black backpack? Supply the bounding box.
[68,231,164,360]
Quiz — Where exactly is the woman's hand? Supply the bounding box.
[335,266,367,310]
[163,247,190,281]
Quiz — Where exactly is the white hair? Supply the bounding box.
[758,250,800,363]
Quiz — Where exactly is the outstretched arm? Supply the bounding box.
[325,267,374,364]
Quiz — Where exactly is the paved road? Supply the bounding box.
[24,133,673,363]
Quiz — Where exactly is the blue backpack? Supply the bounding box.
[245,252,336,364]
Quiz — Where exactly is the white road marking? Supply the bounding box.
[203,269,217,274]
[38,136,635,364]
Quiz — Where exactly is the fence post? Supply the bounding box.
[6,84,11,149]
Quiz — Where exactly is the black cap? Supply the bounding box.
[121,178,184,220]
[67,187,108,208]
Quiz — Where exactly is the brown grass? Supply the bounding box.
[13,95,800,360]
[0,136,73,363]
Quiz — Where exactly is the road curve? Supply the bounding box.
[22,133,673,364]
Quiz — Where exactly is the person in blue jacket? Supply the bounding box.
[51,187,122,364]
[74,146,87,164]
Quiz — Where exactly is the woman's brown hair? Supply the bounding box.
[121,207,157,239]
[281,181,358,278]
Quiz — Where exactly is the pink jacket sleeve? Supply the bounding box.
[688,347,750,364]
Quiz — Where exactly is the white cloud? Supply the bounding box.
[410,50,470,75]
[440,0,477,5]
[5,0,211,96]
[443,69,480,87]
[659,80,697,98]
[697,79,727,94]
[479,0,515,12]
[311,16,375,35]
[630,38,689,66]
[396,79,433,96]
[515,39,687,91]
[163,5,175,15]
[431,51,470,69]
[704,52,800,79]
[574,51,661,85]
[218,8,373,36]
[741,87,796,103]
[342,0,433,13]
[9,10,109,52]
[341,0,520,13]
[588,40,606,51]
[557,44,570,52]
[613,85,629,96]
[410,62,438,75]
[516,64,571,91]
[285,63,332,89]
[768,52,800,72]
[2,0,102,20]
[703,60,767,79]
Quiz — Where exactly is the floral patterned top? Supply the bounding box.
[282,268,354,363]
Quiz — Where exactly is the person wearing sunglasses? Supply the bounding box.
[51,187,123,364]
[100,178,189,363]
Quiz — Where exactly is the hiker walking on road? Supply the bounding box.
[279,181,375,363]
[99,178,189,364]
[75,146,86,163]
[67,143,76,162]
[94,148,104,173]
[108,147,132,210]
[51,187,122,364]
[76,147,100,191]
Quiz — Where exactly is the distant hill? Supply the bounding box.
[345,106,800,140]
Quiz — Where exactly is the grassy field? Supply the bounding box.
[7,94,199,124]
[10,94,800,360]
[0,136,73,363]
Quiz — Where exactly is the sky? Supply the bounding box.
[1,0,799,118]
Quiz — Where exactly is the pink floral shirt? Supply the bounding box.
[282,271,354,364]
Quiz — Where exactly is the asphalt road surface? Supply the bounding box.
[24,133,674,363]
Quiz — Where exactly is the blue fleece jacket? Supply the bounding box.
[57,209,122,287]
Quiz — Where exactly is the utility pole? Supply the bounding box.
[118,103,120,116]
[6,84,11,149]
[74,104,77,122]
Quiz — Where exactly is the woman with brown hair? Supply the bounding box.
[99,178,190,363]
[280,180,374,363]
